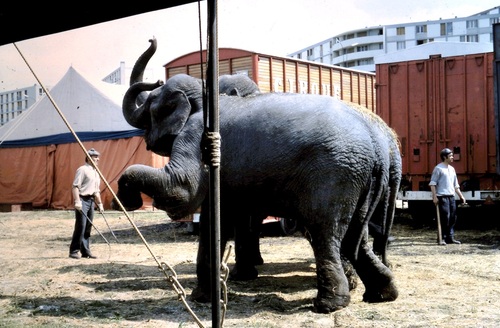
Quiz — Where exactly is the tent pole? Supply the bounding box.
[206,0,221,327]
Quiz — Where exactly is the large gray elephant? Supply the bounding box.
[112,39,401,313]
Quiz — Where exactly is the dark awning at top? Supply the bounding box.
[0,1,200,46]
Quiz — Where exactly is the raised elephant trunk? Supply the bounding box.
[130,38,157,106]
[122,80,163,129]
[122,37,161,129]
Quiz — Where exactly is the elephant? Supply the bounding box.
[218,73,260,97]
[112,38,401,313]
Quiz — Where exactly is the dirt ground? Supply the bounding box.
[0,209,499,328]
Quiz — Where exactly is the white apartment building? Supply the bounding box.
[288,6,500,72]
[0,84,44,126]
[102,61,157,85]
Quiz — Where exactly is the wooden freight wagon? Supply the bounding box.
[376,51,500,222]
[164,48,376,111]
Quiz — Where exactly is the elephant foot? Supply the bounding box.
[190,285,211,303]
[313,294,351,313]
[252,255,264,266]
[362,280,398,303]
[229,265,258,281]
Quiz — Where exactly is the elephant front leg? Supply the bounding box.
[229,215,259,281]
[190,210,229,303]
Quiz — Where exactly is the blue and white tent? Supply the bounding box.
[0,66,142,147]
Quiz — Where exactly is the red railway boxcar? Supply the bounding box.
[376,50,500,223]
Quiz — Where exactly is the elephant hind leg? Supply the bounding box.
[312,257,351,313]
[355,237,398,303]
[307,224,351,313]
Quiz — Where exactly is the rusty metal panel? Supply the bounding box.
[494,23,500,176]
[376,52,496,191]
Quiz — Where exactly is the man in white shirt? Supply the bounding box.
[69,148,104,259]
[429,148,466,245]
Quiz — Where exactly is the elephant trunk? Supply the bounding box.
[122,80,163,129]
[130,38,157,106]
[113,164,207,219]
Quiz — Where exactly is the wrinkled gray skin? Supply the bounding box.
[113,39,401,313]
[219,74,260,97]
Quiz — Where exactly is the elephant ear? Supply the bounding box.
[154,89,194,136]
[226,87,241,97]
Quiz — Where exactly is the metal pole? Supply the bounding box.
[207,0,221,327]
[99,211,119,242]
[79,209,110,246]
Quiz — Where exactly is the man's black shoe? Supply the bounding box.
[82,254,97,259]
[446,238,461,245]
[438,240,446,246]
[69,253,81,259]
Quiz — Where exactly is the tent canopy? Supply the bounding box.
[0,2,200,45]
[0,66,142,148]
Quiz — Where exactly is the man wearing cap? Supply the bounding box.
[69,148,104,259]
[429,148,466,245]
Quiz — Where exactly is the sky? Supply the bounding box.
[0,0,498,91]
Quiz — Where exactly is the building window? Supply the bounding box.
[358,59,373,66]
[307,49,313,57]
[416,25,427,33]
[467,35,479,42]
[356,45,368,52]
[491,17,500,25]
[397,41,406,50]
[396,27,405,35]
[442,22,453,35]
[466,20,478,28]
